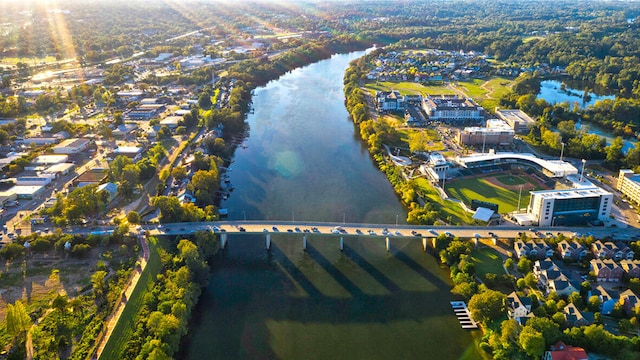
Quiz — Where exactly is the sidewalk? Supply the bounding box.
[93,234,149,359]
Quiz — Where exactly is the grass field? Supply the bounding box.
[413,178,475,224]
[471,247,505,279]
[100,237,163,360]
[445,174,542,213]
[364,81,456,96]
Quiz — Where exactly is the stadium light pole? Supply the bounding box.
[580,159,586,182]
[517,184,523,213]
[560,142,565,162]
[482,131,487,154]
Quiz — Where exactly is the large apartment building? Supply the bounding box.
[422,95,484,123]
[617,169,640,205]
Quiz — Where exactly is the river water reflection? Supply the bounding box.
[181,51,480,360]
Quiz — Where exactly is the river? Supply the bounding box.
[181,51,481,360]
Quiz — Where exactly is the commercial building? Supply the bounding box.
[617,169,640,205]
[456,120,514,147]
[422,95,484,123]
[527,186,612,226]
[33,154,69,165]
[495,108,536,133]
[16,176,52,186]
[53,138,90,154]
[9,185,46,200]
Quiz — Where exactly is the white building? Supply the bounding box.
[33,154,69,165]
[617,169,640,205]
[527,187,613,226]
[495,108,536,133]
[53,138,90,154]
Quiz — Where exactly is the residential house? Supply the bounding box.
[548,279,579,297]
[507,291,533,325]
[543,341,588,360]
[557,240,587,260]
[514,240,529,258]
[562,303,594,327]
[375,91,404,112]
[515,241,554,260]
[592,241,627,260]
[97,182,118,203]
[620,260,640,278]
[588,285,619,315]
[590,259,624,282]
[618,289,639,316]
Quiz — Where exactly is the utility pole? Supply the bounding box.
[580,159,586,182]
[560,142,565,162]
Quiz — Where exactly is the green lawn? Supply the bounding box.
[471,247,505,279]
[99,237,163,360]
[413,178,475,224]
[494,174,527,185]
[445,175,540,213]
[364,81,455,96]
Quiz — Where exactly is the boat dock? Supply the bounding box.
[450,301,478,329]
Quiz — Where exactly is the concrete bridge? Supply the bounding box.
[136,220,631,251]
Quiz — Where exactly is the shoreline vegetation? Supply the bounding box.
[343,49,476,226]
[101,37,376,360]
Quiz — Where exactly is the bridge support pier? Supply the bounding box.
[340,237,344,251]
[422,238,427,252]
[266,234,271,250]
[302,235,307,251]
[220,233,228,249]
[385,237,390,252]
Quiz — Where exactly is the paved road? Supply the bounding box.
[135,221,636,242]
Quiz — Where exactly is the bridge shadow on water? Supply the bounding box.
[183,236,475,360]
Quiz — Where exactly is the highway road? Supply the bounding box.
[133,220,637,242]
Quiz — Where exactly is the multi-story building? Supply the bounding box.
[495,108,536,133]
[527,187,613,227]
[422,95,484,123]
[375,90,404,112]
[557,240,587,260]
[590,259,624,282]
[617,169,640,205]
[456,119,514,147]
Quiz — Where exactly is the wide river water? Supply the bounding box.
[181,51,480,360]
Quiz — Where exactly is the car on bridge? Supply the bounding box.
[411,230,421,237]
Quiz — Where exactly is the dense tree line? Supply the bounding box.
[119,232,219,359]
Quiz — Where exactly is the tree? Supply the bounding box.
[504,258,514,271]
[0,243,25,261]
[52,294,68,319]
[468,289,507,326]
[198,92,212,109]
[588,295,602,312]
[171,166,187,182]
[6,300,32,339]
[517,257,532,274]
[525,317,561,347]
[408,130,430,153]
[92,270,108,305]
[519,326,545,358]
[127,211,141,224]
[605,136,624,170]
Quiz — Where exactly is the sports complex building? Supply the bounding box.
[452,152,613,226]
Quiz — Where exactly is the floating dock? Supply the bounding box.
[450,301,478,329]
